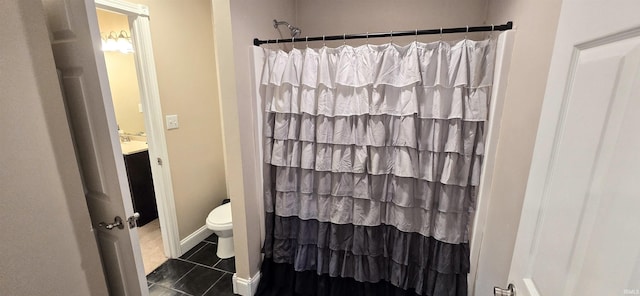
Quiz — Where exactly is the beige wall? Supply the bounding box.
[128,0,227,240]
[296,0,490,46]
[0,0,107,294]
[96,10,146,135]
[473,0,563,293]
[212,0,296,280]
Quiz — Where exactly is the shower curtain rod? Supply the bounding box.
[253,21,513,46]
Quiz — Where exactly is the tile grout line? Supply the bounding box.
[200,273,227,296]
[175,257,234,275]
[149,283,192,296]
[182,242,209,260]
[165,285,194,296]
[147,236,233,296]
[212,267,234,275]
[212,259,236,274]
[212,258,222,269]
[166,264,197,296]
[169,258,226,296]
[148,280,194,296]
[154,264,196,292]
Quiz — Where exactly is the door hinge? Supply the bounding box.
[157,157,163,165]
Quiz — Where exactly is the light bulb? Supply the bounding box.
[116,31,134,54]
[105,38,118,51]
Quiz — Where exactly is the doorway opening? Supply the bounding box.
[96,8,165,274]
[94,0,182,273]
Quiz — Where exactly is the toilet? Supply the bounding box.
[206,202,234,259]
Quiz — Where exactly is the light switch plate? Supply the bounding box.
[166,114,179,130]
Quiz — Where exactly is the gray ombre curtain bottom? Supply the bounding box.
[256,39,496,296]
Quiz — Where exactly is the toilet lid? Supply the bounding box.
[207,202,232,225]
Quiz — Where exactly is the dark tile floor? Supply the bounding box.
[147,233,238,296]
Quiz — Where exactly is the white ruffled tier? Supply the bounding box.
[262,39,495,121]
[262,40,496,89]
[264,84,491,120]
[265,114,484,155]
[261,39,494,246]
[265,144,482,187]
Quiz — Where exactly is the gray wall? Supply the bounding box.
[212,0,297,280]
[295,0,490,45]
[0,0,107,294]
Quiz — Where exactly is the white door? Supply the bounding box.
[502,1,640,295]
[41,0,147,295]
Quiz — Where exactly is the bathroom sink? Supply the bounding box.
[120,140,148,155]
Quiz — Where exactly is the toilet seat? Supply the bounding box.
[206,203,232,229]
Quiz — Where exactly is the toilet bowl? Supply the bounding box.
[206,202,234,259]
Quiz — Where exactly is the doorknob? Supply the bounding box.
[98,216,124,230]
[494,283,516,296]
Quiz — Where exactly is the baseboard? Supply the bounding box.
[179,225,213,256]
[232,272,261,296]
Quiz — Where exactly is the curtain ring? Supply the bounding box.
[465,25,469,39]
[415,29,418,42]
[489,24,495,39]
[323,35,326,47]
[440,27,443,40]
[291,36,295,49]
[366,32,369,44]
[343,33,346,45]
[390,31,393,43]
[305,36,309,48]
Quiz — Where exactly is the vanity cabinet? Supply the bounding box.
[123,150,158,227]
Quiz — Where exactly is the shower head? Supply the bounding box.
[290,26,302,38]
[273,19,301,38]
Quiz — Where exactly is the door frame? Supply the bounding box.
[95,0,181,258]
[468,30,516,294]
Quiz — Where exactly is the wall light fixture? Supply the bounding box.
[101,30,134,54]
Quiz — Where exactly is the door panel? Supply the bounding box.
[507,1,640,295]
[41,0,147,295]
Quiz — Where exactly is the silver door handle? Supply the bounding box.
[98,216,124,230]
[494,283,516,296]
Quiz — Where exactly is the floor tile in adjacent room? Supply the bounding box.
[214,257,236,273]
[186,243,220,267]
[146,235,237,295]
[147,259,194,287]
[180,242,207,260]
[149,284,189,296]
[203,273,235,296]
[172,266,225,296]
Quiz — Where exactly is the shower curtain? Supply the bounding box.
[255,38,495,296]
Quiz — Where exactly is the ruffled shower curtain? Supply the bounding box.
[255,39,496,296]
